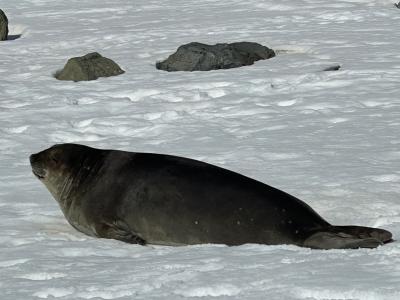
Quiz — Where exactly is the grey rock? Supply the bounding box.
[0,9,8,41]
[395,2,400,8]
[55,52,125,81]
[156,42,275,72]
[323,65,341,71]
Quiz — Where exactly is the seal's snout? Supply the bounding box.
[29,154,37,165]
[29,153,41,167]
[29,153,46,180]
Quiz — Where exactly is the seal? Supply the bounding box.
[30,143,393,249]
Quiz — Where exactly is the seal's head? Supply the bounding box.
[29,144,96,204]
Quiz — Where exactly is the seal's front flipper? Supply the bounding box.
[303,231,382,249]
[96,220,146,245]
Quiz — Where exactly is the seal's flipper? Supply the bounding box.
[97,220,146,245]
[331,225,392,244]
[303,231,382,249]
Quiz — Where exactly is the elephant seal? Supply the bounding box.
[30,143,393,249]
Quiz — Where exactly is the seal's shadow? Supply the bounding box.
[7,34,22,40]
[6,25,28,41]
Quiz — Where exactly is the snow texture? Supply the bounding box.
[0,0,399,299]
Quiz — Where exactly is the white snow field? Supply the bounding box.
[1,0,400,299]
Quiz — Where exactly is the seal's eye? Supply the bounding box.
[51,153,59,164]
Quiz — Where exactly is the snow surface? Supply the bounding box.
[1,0,400,299]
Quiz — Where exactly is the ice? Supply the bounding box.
[33,288,74,299]
[175,284,241,297]
[17,273,66,281]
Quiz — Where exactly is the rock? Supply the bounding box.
[395,2,400,8]
[0,9,8,41]
[55,52,125,81]
[323,65,341,71]
[156,42,275,72]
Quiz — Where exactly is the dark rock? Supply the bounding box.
[323,65,341,71]
[0,9,8,41]
[55,52,125,81]
[156,42,275,72]
[395,2,400,8]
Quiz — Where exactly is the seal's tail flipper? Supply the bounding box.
[331,225,393,244]
[303,226,393,249]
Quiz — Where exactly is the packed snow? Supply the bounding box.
[1,0,400,299]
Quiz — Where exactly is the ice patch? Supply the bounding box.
[0,101,31,109]
[0,259,30,267]
[28,65,44,71]
[294,287,399,300]
[175,284,241,297]
[197,262,224,272]
[33,288,74,299]
[17,272,66,281]
[71,119,94,128]
[207,89,227,98]
[187,82,233,90]
[303,103,340,111]
[317,11,364,22]
[261,152,301,160]
[361,100,384,108]
[143,111,180,121]
[253,2,294,11]
[321,188,351,197]
[137,53,151,58]
[3,126,29,133]
[327,118,348,124]
[370,174,400,183]
[77,289,136,299]
[114,89,161,102]
[49,132,105,143]
[274,45,313,54]
[265,125,288,131]
[382,151,400,160]
[76,97,100,105]
[277,99,297,107]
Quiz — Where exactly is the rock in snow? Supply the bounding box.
[156,42,275,72]
[0,9,8,41]
[323,65,341,71]
[55,52,125,81]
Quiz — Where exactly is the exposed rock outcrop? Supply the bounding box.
[156,42,275,72]
[55,52,125,81]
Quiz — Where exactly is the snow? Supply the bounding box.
[0,0,400,299]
